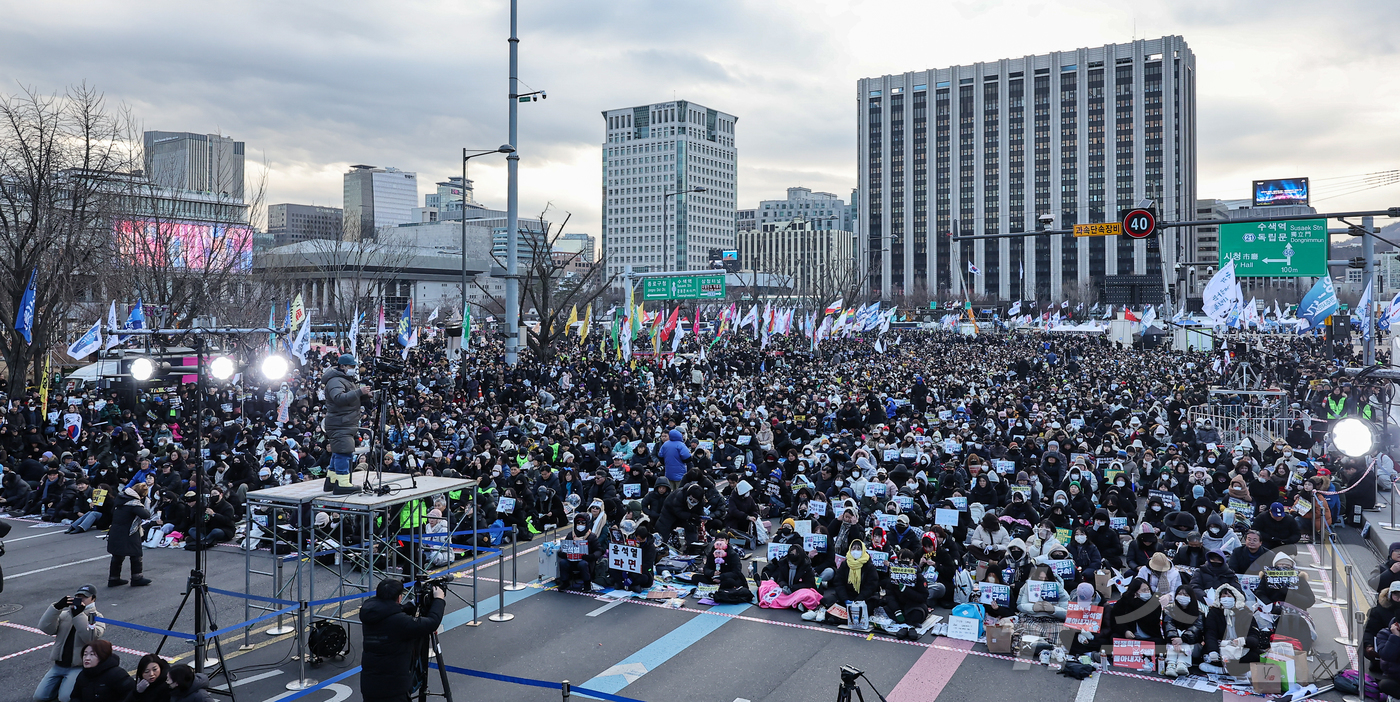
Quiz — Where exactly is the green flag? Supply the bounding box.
[461,303,471,353]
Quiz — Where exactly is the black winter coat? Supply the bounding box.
[71,653,134,702]
[107,491,151,558]
[359,595,446,700]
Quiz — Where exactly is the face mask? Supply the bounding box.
[1220,597,1235,608]
[1056,498,1066,506]
[1075,534,1087,544]
[851,548,863,559]
[1176,595,1192,607]
[1117,481,1126,487]
[575,524,588,533]
[1198,507,1207,514]
[1139,591,1152,601]
[1094,520,1106,528]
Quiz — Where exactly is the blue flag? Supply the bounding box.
[14,268,36,344]
[397,300,414,347]
[125,298,145,336]
[1297,276,1339,333]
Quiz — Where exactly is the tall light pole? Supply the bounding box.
[664,186,706,272]
[505,0,521,366]
[461,146,514,333]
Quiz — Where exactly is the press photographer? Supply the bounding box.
[322,354,371,493]
[359,577,448,702]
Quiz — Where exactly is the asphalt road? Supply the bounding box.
[0,514,1361,702]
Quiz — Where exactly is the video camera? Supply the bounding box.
[407,574,453,607]
[362,356,411,393]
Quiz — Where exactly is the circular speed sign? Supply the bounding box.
[1121,209,1156,239]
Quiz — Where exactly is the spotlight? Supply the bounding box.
[209,356,235,380]
[130,357,155,381]
[261,354,289,380]
[1331,416,1376,458]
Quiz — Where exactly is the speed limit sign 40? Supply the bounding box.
[1121,209,1156,239]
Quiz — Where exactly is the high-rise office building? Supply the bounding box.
[738,217,854,300]
[143,131,246,200]
[857,36,1196,302]
[343,165,418,241]
[558,232,597,262]
[601,100,738,277]
[267,203,344,247]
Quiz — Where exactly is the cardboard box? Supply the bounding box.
[1250,661,1284,695]
[1262,653,1311,690]
[986,624,1014,653]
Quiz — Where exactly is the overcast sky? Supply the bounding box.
[2,0,1397,237]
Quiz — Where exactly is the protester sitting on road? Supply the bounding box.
[1228,530,1269,575]
[1252,552,1315,610]
[1365,587,1400,675]
[69,640,132,702]
[1252,501,1301,553]
[165,665,211,702]
[1162,585,1205,678]
[129,654,170,702]
[1199,584,1264,675]
[1369,542,1400,592]
[1109,577,1164,644]
[1016,564,1069,620]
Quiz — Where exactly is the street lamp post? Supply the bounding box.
[664,186,706,272]
[461,145,514,344]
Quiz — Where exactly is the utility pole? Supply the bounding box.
[504,0,521,366]
[1364,215,1376,365]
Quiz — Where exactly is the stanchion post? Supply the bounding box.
[1318,530,1345,605]
[488,539,515,623]
[285,599,318,690]
[504,527,526,591]
[268,547,294,635]
[1312,494,1331,571]
[562,680,570,701]
[1382,476,1400,529]
[465,489,481,626]
[1335,564,1360,647]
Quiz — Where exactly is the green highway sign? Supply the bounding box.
[1218,218,1327,277]
[641,273,726,300]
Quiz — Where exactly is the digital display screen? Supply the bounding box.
[114,220,254,271]
[720,250,739,261]
[1253,178,1309,207]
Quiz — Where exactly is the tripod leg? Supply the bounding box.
[154,589,193,656]
[432,632,453,702]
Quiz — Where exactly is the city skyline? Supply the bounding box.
[2,0,1395,241]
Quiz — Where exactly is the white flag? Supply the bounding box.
[1358,279,1374,341]
[400,326,418,360]
[1008,301,1021,316]
[426,306,439,324]
[103,301,119,350]
[967,261,980,276]
[291,312,312,364]
[348,307,361,357]
[1201,260,1238,322]
[1382,293,1400,330]
[67,319,103,359]
[671,322,686,354]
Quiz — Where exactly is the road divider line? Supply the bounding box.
[8,555,109,579]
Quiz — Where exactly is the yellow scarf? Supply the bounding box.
[846,540,870,592]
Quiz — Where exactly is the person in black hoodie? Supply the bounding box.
[1088,509,1125,569]
[359,578,446,702]
[762,544,818,593]
[1110,577,1164,643]
[1125,529,1161,573]
[640,478,672,526]
[1191,549,1240,597]
[184,487,236,551]
[1173,532,1209,569]
[71,640,133,702]
[1365,587,1400,674]
[557,514,606,590]
[1199,584,1264,675]
[655,483,705,545]
[876,549,929,639]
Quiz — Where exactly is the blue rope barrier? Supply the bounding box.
[267,667,361,702]
[306,591,376,607]
[94,617,193,640]
[429,662,646,702]
[400,526,515,543]
[207,605,299,639]
[206,587,299,607]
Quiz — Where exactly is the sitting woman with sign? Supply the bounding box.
[1109,577,1164,644]
[1061,582,1108,657]
[1015,564,1070,621]
[818,540,880,620]
[760,544,822,612]
[873,549,929,640]
[1199,584,1265,675]
[1251,552,1315,610]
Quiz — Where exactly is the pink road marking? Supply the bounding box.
[888,637,974,702]
[1222,691,1251,702]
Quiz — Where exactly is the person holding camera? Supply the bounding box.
[322,354,371,494]
[359,578,446,702]
[34,583,105,702]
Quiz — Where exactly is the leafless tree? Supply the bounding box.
[0,84,132,393]
[473,205,620,359]
[1062,280,1101,311]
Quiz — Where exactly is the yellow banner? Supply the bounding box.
[1073,222,1122,237]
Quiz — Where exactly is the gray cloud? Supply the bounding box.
[0,0,1394,238]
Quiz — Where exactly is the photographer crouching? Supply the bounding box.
[360,578,448,702]
[322,354,371,494]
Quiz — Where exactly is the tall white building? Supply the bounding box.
[601,100,737,276]
[857,36,1196,303]
[343,165,418,241]
[754,187,855,232]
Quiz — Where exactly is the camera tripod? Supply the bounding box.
[156,568,234,699]
[835,666,888,702]
[411,609,454,702]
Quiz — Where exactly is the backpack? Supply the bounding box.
[1271,602,1316,651]
[952,568,976,604]
[951,602,987,637]
[1334,669,1382,700]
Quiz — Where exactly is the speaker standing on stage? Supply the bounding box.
[322,354,371,493]
[359,578,446,702]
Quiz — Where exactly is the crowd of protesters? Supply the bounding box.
[5,317,1399,696]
